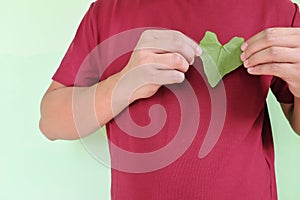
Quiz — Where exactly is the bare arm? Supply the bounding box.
[39,30,202,140]
[39,72,126,140]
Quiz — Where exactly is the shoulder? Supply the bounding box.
[88,0,132,18]
[260,0,298,27]
[92,0,138,10]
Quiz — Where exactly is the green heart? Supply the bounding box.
[199,31,245,88]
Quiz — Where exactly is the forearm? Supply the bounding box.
[290,97,300,135]
[40,30,200,140]
[39,72,128,140]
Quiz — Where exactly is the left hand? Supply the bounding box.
[240,28,300,98]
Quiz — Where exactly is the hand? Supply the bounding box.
[118,30,202,103]
[240,28,300,98]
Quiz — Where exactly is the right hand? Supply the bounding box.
[117,29,202,103]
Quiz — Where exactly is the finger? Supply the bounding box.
[152,53,190,73]
[149,29,202,56]
[119,65,185,91]
[136,30,202,64]
[241,28,300,60]
[244,47,300,68]
[247,63,293,79]
[153,69,185,85]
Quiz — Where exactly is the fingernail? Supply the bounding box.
[196,46,202,56]
[240,53,246,61]
[241,43,248,51]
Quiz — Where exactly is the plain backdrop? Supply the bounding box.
[1,0,300,199]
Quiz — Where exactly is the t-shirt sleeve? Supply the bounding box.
[52,2,100,87]
[271,3,300,104]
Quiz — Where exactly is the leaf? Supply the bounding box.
[199,31,244,88]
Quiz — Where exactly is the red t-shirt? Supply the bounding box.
[53,0,300,199]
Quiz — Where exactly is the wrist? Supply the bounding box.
[117,67,141,104]
[108,70,136,107]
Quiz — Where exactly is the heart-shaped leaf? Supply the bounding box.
[199,31,244,87]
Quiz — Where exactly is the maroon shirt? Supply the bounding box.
[53,0,300,199]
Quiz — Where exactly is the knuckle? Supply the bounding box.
[264,28,276,44]
[244,48,253,57]
[134,51,152,65]
[268,47,279,57]
[171,30,183,37]
[141,29,163,41]
[172,31,184,46]
[174,37,184,49]
[172,53,183,66]
[269,64,281,74]
[141,29,154,38]
[138,30,158,48]
[171,53,189,72]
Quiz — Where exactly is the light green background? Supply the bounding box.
[1,0,300,199]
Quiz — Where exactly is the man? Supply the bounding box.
[39,0,300,199]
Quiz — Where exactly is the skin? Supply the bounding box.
[39,28,300,140]
[39,30,201,140]
[241,28,300,134]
